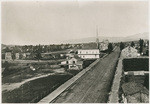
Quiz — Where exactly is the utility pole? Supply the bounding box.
[96,25,99,49]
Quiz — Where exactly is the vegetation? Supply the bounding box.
[139,39,144,54]
[108,43,113,53]
[2,74,73,103]
[11,52,15,61]
[120,42,125,51]
[131,41,135,47]
[2,59,65,83]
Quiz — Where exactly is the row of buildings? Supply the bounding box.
[59,38,110,70]
[2,39,110,60]
[120,46,149,103]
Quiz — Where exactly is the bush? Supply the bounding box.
[2,66,29,77]
[83,59,95,68]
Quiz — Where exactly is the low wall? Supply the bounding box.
[108,57,123,103]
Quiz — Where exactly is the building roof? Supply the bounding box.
[78,49,99,50]
[122,46,138,52]
[122,82,149,96]
[82,43,98,49]
[67,54,83,60]
[74,54,82,60]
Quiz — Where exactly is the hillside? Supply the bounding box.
[63,32,149,44]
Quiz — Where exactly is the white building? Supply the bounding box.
[77,49,100,59]
[15,53,20,59]
[121,46,139,58]
[100,39,109,51]
[5,52,12,60]
[61,57,83,70]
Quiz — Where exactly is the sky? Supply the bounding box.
[2,1,149,45]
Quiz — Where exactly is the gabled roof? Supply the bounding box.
[122,82,149,96]
[122,46,138,52]
[74,54,82,60]
[67,54,83,60]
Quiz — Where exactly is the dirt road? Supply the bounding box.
[2,73,55,91]
[52,47,120,103]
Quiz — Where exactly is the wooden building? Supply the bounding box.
[77,49,100,59]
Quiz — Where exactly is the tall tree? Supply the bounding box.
[131,41,135,47]
[108,43,113,53]
[139,39,144,54]
[12,52,15,61]
[35,44,42,61]
[120,42,125,51]
[2,61,10,77]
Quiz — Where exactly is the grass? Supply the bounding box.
[2,59,64,84]
[2,55,96,103]
[2,74,73,103]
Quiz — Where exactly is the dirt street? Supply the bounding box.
[52,47,120,103]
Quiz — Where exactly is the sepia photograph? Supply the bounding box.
[1,0,149,103]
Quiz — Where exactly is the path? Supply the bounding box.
[2,73,55,91]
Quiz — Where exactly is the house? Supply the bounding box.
[99,39,109,51]
[121,46,139,58]
[15,53,20,59]
[122,82,149,103]
[5,52,12,60]
[77,49,100,59]
[60,56,83,70]
[41,53,54,60]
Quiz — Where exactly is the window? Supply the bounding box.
[73,61,75,64]
[66,61,68,64]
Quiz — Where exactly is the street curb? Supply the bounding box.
[38,58,100,103]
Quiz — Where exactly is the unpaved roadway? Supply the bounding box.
[52,47,120,103]
[2,73,55,91]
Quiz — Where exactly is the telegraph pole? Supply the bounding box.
[96,26,99,49]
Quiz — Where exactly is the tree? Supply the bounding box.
[35,45,42,61]
[12,52,15,61]
[146,50,149,56]
[120,42,125,51]
[2,61,10,77]
[108,43,113,53]
[36,51,42,61]
[139,39,144,54]
[131,41,135,47]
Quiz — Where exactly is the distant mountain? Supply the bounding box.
[124,32,149,41]
[63,32,149,44]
